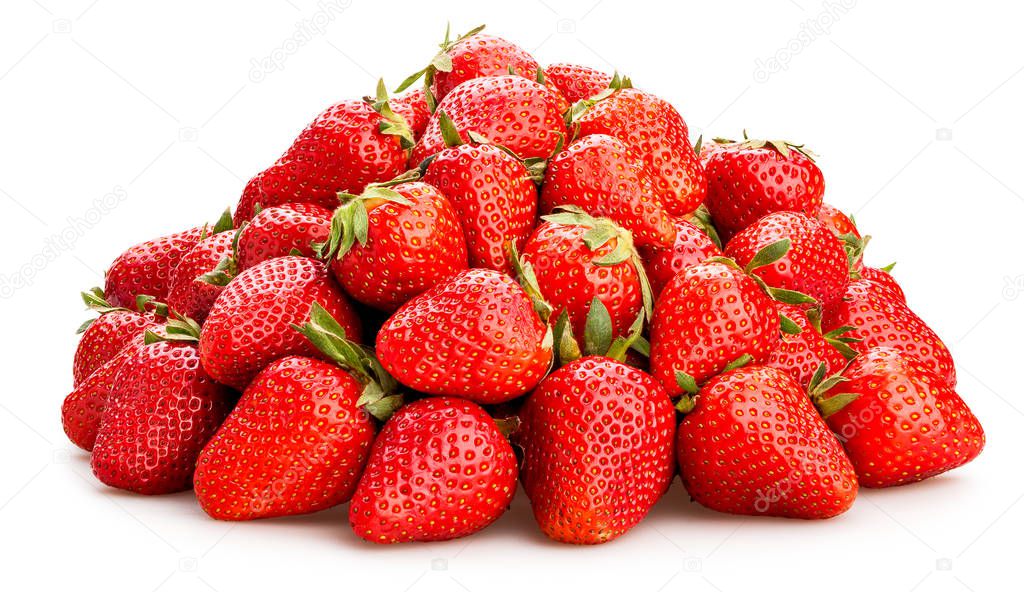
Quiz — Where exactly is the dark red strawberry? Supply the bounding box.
[349,397,517,543]
[236,202,332,270]
[767,303,851,387]
[420,116,538,274]
[543,63,613,103]
[517,356,675,544]
[639,215,723,300]
[323,181,468,311]
[819,347,984,487]
[199,256,361,390]
[860,265,906,302]
[104,226,204,307]
[412,75,567,163]
[166,229,237,323]
[676,364,858,518]
[73,288,165,387]
[376,268,552,404]
[703,134,824,241]
[64,339,144,451]
[540,134,676,248]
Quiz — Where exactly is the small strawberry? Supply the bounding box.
[321,181,468,312]
[63,340,144,451]
[818,347,984,487]
[767,303,853,388]
[73,288,165,387]
[349,397,518,543]
[166,225,238,323]
[420,113,538,274]
[517,356,675,544]
[104,226,204,307]
[236,202,332,270]
[195,304,400,520]
[91,318,234,495]
[376,268,552,404]
[542,63,613,103]
[676,364,858,519]
[703,134,825,241]
[540,133,676,248]
[638,215,723,300]
[199,256,361,390]
[859,265,905,302]
[412,75,567,163]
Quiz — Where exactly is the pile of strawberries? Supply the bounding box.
[63,26,985,545]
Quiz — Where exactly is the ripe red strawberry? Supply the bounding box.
[349,397,518,543]
[517,356,675,544]
[819,347,984,487]
[390,88,431,140]
[200,256,361,390]
[767,303,852,387]
[420,119,537,274]
[236,202,332,270]
[703,135,825,241]
[574,87,705,216]
[650,260,779,394]
[91,320,233,495]
[166,229,237,323]
[824,279,955,385]
[104,226,204,307]
[859,265,905,302]
[638,215,723,300]
[817,203,859,239]
[676,364,858,518]
[412,75,567,163]
[323,181,468,311]
[73,288,164,387]
[543,63,613,103]
[726,211,849,309]
[376,268,552,404]
[63,340,144,451]
[520,210,650,346]
[541,134,676,248]
[234,83,413,224]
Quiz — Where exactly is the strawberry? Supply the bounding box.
[390,88,431,140]
[104,226,204,307]
[376,268,552,404]
[349,397,518,543]
[859,265,905,302]
[638,215,723,300]
[199,256,361,390]
[676,364,858,519]
[166,228,237,324]
[725,211,849,310]
[412,75,567,163]
[91,318,233,495]
[234,81,413,224]
[321,181,468,312]
[818,347,984,487]
[542,63,613,103]
[236,202,332,270]
[63,340,145,451]
[420,114,538,274]
[573,86,705,216]
[195,304,400,520]
[73,288,165,387]
[767,303,853,388]
[824,279,955,386]
[703,134,824,241]
[517,356,675,544]
[540,134,676,248]
[650,260,780,394]
[817,203,859,239]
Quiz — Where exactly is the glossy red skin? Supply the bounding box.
[824,348,984,488]
[194,356,375,520]
[824,279,956,386]
[91,341,233,495]
[518,357,675,544]
[64,341,143,451]
[330,182,468,312]
[650,261,779,394]
[73,309,161,387]
[200,256,361,391]
[541,134,676,248]
[704,142,825,241]
[432,34,540,100]
[543,63,612,103]
[521,221,642,345]
[376,269,552,404]
[767,303,846,387]
[678,365,858,519]
[166,230,236,323]
[234,99,408,224]
[817,203,859,239]
[860,267,906,302]
[576,88,705,216]
[104,227,204,308]
[726,211,849,310]
[421,144,537,274]
[349,397,517,543]
[413,76,567,163]
[390,88,430,140]
[236,202,332,270]
[639,216,723,300]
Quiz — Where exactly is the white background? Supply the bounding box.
[1,1,1021,590]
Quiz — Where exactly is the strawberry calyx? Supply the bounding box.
[197,207,235,242]
[431,109,552,184]
[565,70,632,126]
[394,23,486,112]
[367,79,416,152]
[688,204,723,249]
[779,313,803,335]
[823,325,861,360]
[293,302,403,422]
[315,181,415,261]
[807,362,859,419]
[673,370,699,413]
[77,288,168,333]
[199,220,246,287]
[509,243,555,323]
[493,415,522,438]
[143,313,201,344]
[710,239,818,307]
[712,130,817,162]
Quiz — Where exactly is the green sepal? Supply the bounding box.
[198,255,238,287]
[551,309,582,366]
[494,415,522,438]
[370,79,415,151]
[723,353,753,373]
[317,184,413,261]
[134,295,168,317]
[687,204,723,250]
[582,297,613,357]
[721,131,819,162]
[880,262,897,273]
[693,134,703,156]
[393,23,485,113]
[436,110,463,147]
[80,287,124,315]
[780,313,802,335]
[674,370,699,396]
[824,325,861,361]
[143,313,201,344]
[768,287,818,306]
[630,335,650,357]
[807,362,859,418]
[211,207,234,234]
[509,242,554,323]
[606,307,645,363]
[744,239,791,275]
[76,318,95,334]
